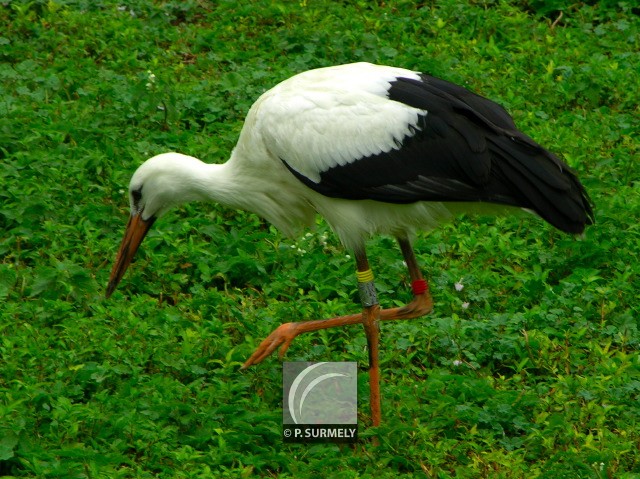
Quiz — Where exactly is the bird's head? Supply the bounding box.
[106,152,206,298]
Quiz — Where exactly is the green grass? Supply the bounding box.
[1,0,639,477]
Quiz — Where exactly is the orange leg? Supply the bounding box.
[241,237,433,427]
[240,291,432,367]
[355,252,382,427]
[362,304,381,426]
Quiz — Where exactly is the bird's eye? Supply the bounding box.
[131,187,143,209]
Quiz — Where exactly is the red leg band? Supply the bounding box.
[412,279,428,295]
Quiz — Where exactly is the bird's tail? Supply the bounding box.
[489,134,594,234]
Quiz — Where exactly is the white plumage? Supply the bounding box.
[128,150,454,251]
[118,62,530,252]
[259,63,425,180]
[120,65,437,250]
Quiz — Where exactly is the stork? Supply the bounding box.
[106,62,593,427]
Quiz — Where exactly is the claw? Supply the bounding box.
[278,337,294,359]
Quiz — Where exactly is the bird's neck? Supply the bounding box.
[187,158,248,210]
[180,153,270,215]
[188,150,314,238]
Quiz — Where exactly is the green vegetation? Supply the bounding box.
[1,0,638,477]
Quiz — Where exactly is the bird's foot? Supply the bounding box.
[241,322,301,369]
[391,290,434,320]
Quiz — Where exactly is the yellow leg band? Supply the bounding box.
[356,269,374,283]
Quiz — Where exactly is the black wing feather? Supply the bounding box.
[283,73,594,234]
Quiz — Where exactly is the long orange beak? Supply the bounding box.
[106,213,156,298]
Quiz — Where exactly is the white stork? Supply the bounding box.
[106,62,593,426]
